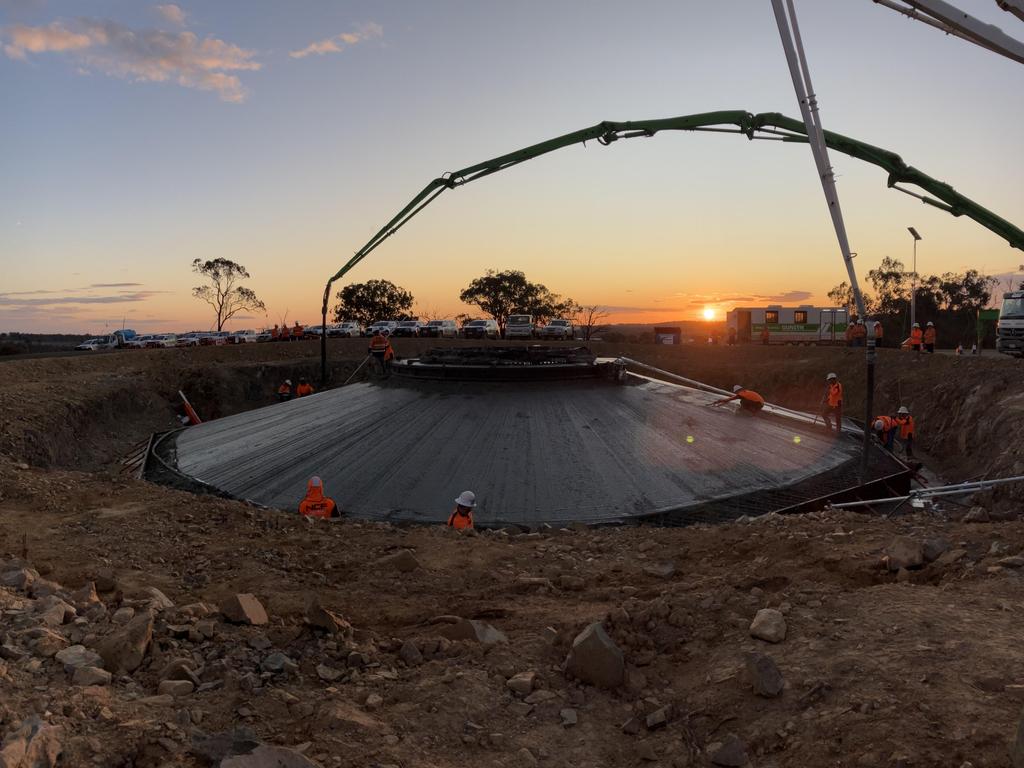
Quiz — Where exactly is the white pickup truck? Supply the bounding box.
[538,318,574,340]
[505,314,535,340]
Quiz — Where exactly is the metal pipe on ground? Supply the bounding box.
[828,474,1024,509]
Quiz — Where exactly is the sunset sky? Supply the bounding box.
[2,0,1023,333]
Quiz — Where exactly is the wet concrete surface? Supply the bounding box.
[173,374,871,525]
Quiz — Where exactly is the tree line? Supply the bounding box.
[827,257,1000,344]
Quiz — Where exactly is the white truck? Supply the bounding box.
[996,291,1024,357]
[505,314,535,340]
[726,306,849,345]
[538,318,574,340]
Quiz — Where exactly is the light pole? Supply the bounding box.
[908,227,922,330]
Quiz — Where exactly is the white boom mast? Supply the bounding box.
[872,0,1024,65]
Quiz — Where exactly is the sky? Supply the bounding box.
[1,0,1023,333]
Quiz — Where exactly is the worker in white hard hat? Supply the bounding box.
[276,379,293,401]
[923,321,937,353]
[873,320,883,348]
[821,372,843,433]
[872,414,896,451]
[893,406,915,458]
[910,322,923,352]
[447,491,476,530]
[712,385,765,415]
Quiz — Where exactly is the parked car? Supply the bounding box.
[146,334,178,348]
[200,331,231,346]
[392,320,425,337]
[127,334,156,349]
[420,319,458,338]
[177,332,209,347]
[303,325,326,339]
[75,337,115,351]
[231,329,262,343]
[367,320,399,336]
[505,314,536,340]
[462,319,500,339]
[538,318,574,340]
[332,322,362,338]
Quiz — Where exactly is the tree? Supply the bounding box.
[333,279,414,326]
[460,270,571,336]
[571,304,611,341]
[866,256,909,318]
[191,258,265,332]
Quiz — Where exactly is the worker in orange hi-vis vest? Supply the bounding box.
[820,372,843,434]
[873,321,883,348]
[923,322,937,353]
[712,385,766,415]
[295,378,314,397]
[447,491,476,530]
[298,476,338,519]
[910,322,923,352]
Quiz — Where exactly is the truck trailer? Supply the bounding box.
[727,306,848,345]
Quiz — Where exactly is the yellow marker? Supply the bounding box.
[793,436,802,444]
[686,435,695,444]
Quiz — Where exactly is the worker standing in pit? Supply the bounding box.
[298,476,338,518]
[910,322,923,352]
[712,385,765,415]
[447,491,476,530]
[894,406,916,458]
[368,330,393,373]
[872,414,896,451]
[295,377,314,397]
[276,379,293,401]
[821,372,843,434]
[923,321,937,353]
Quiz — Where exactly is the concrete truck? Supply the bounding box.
[996,291,1024,357]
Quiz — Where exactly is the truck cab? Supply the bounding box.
[996,291,1024,357]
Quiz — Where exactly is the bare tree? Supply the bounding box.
[571,304,611,341]
[191,258,266,331]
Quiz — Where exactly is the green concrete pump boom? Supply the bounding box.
[320,109,1024,382]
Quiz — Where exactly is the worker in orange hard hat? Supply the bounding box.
[295,377,314,397]
[923,321,936,353]
[910,322,923,352]
[298,476,338,519]
[821,372,843,434]
[712,385,765,415]
[447,491,476,530]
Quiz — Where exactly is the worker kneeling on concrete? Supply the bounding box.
[276,379,293,401]
[298,476,338,519]
[447,491,476,530]
[295,377,314,397]
[872,414,896,451]
[712,385,765,415]
[821,373,843,434]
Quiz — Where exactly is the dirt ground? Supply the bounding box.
[1,340,1023,768]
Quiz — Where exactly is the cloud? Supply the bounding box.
[154,4,186,26]
[0,291,163,306]
[85,282,144,288]
[1,17,260,102]
[290,21,382,59]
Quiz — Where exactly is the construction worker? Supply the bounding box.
[295,377,314,397]
[447,491,476,530]
[760,326,770,345]
[280,324,291,342]
[821,372,843,434]
[844,320,854,347]
[910,322,923,352]
[852,319,867,347]
[276,379,293,401]
[893,406,915,458]
[712,385,765,415]
[923,321,936,353]
[292,322,303,340]
[271,324,280,341]
[873,321,883,348]
[368,330,393,373]
[298,476,338,519]
[872,414,896,451]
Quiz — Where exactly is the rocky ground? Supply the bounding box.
[0,342,1023,767]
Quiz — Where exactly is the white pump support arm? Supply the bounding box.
[872,0,1024,65]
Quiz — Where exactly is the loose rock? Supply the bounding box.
[886,536,924,571]
[746,652,784,697]
[72,666,111,686]
[710,734,748,767]
[97,610,154,673]
[220,594,269,626]
[749,608,787,643]
[560,708,578,727]
[220,745,321,768]
[438,619,507,646]
[506,670,536,696]
[564,622,625,688]
[398,640,423,667]
[55,645,103,672]
[378,550,421,573]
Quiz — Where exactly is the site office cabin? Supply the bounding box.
[727,306,849,345]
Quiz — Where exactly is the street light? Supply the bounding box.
[908,227,922,329]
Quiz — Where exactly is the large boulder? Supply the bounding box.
[749,609,787,643]
[219,594,268,626]
[0,717,62,768]
[55,645,103,672]
[886,536,924,571]
[97,611,154,673]
[564,622,625,689]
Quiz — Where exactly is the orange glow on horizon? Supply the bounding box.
[702,307,715,321]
